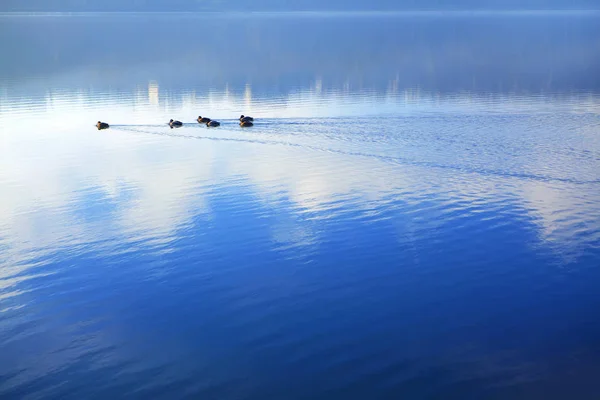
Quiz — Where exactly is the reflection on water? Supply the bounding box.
[1,13,600,400]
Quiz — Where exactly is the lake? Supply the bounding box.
[1,12,600,399]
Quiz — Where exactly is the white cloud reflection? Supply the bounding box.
[0,84,599,280]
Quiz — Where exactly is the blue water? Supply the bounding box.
[1,12,600,399]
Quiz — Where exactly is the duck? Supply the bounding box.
[169,119,183,128]
[197,116,211,124]
[240,115,254,123]
[206,120,220,127]
[240,120,254,127]
[96,121,110,130]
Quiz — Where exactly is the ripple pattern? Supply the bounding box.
[2,13,600,400]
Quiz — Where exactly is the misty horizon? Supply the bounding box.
[2,0,600,12]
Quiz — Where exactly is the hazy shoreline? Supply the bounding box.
[1,9,600,17]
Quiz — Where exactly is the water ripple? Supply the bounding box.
[113,124,600,185]
[2,13,600,400]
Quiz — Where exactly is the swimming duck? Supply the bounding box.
[240,115,254,123]
[240,120,254,127]
[197,116,211,123]
[206,120,220,127]
[169,119,183,128]
[96,121,110,130]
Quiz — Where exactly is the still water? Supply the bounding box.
[1,12,600,399]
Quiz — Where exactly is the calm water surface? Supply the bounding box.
[1,13,600,399]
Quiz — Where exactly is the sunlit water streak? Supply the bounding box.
[1,12,600,400]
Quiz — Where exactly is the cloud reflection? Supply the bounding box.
[1,85,599,273]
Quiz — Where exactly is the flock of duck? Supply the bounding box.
[95,115,254,130]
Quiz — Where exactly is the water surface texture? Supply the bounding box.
[1,13,600,399]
